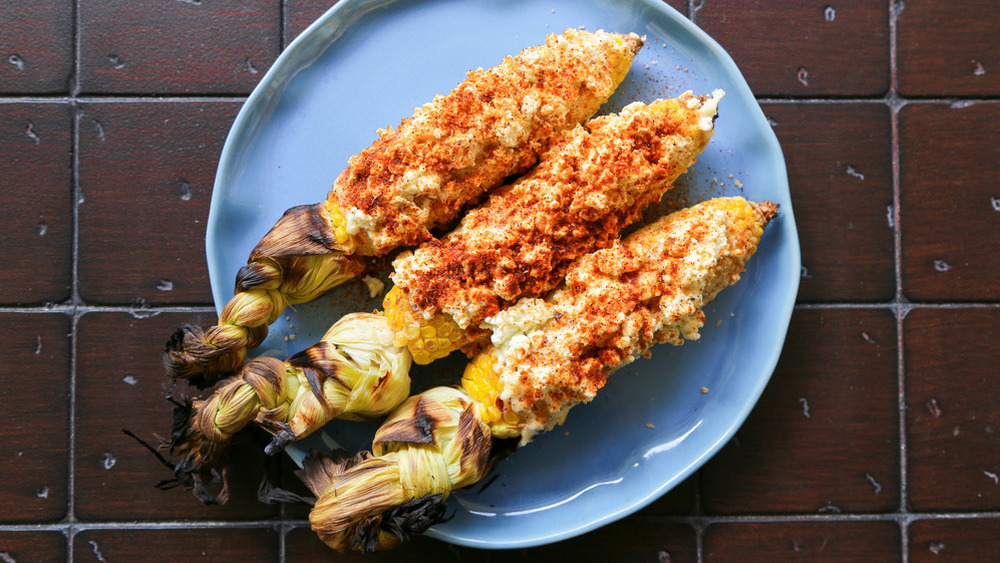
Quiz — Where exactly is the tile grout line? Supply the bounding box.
[693,470,706,562]
[0,95,251,103]
[888,1,910,562]
[66,1,83,561]
[6,509,1000,533]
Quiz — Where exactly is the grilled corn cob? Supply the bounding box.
[302,197,778,551]
[468,197,777,439]
[385,92,724,364]
[166,92,724,497]
[164,29,644,387]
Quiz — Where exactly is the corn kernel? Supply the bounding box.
[383,285,465,365]
[502,409,521,425]
[461,350,519,426]
[322,200,355,247]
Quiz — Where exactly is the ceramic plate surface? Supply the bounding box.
[208,0,799,549]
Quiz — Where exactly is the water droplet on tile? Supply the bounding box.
[92,119,106,142]
[797,67,809,86]
[799,397,811,418]
[107,54,126,69]
[926,398,942,417]
[7,53,24,70]
[25,121,40,144]
[89,541,106,563]
[865,472,882,494]
[178,179,192,201]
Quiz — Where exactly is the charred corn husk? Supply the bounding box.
[306,387,491,551]
[166,313,412,498]
[385,91,724,364]
[163,29,644,388]
[302,197,777,550]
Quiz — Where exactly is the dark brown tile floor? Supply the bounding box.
[2,1,999,561]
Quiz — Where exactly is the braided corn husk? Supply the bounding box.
[166,313,411,498]
[307,387,490,551]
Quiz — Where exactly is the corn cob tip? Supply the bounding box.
[621,32,644,55]
[751,200,780,227]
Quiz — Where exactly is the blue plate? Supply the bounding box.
[208,0,799,549]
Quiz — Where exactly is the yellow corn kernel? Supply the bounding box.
[322,199,354,246]
[461,350,520,427]
[718,197,764,246]
[383,285,464,365]
[501,409,521,425]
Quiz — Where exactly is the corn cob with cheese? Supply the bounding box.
[163,29,645,388]
[301,197,778,551]
[164,93,723,500]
